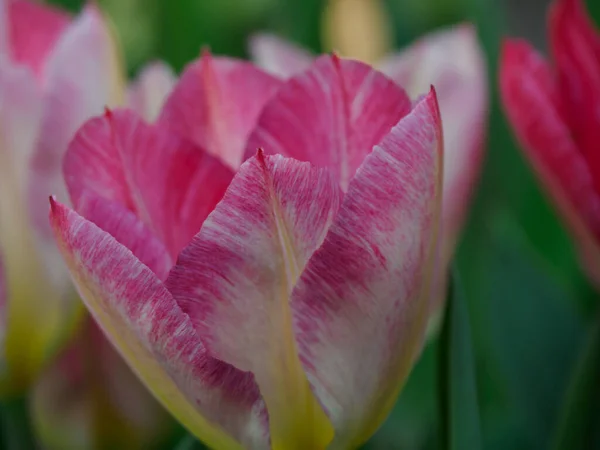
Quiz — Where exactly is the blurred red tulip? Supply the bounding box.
[500,0,600,288]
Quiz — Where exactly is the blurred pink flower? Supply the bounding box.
[32,58,178,449]
[32,319,175,450]
[499,0,600,288]
[0,0,124,394]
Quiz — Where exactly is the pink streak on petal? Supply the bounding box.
[75,191,174,280]
[49,198,269,449]
[165,152,342,444]
[64,109,234,258]
[159,52,282,169]
[167,152,342,369]
[380,24,488,312]
[290,91,442,447]
[245,55,411,191]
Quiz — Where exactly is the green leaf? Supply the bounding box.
[439,269,481,450]
[46,0,85,12]
[586,0,600,27]
[551,312,600,450]
[271,0,322,51]
[484,216,584,448]
[0,396,36,450]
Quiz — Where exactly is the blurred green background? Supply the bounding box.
[43,0,600,448]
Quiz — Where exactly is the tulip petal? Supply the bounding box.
[248,33,314,79]
[379,25,487,228]
[127,62,177,122]
[0,61,78,392]
[245,55,411,191]
[379,24,482,95]
[0,0,8,56]
[75,192,174,280]
[64,109,233,258]
[6,0,70,79]
[0,61,43,349]
[549,0,600,177]
[290,91,443,448]
[31,341,91,450]
[381,24,487,309]
[499,40,600,260]
[166,152,341,449]
[0,61,41,191]
[29,4,126,238]
[159,51,282,169]
[49,199,269,449]
[562,0,600,57]
[428,26,486,264]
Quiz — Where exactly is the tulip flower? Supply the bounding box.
[127,62,177,122]
[0,0,124,394]
[499,0,600,287]
[31,62,177,450]
[249,25,487,313]
[50,55,442,448]
[32,319,175,450]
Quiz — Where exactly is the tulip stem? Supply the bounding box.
[0,395,36,450]
[551,312,600,450]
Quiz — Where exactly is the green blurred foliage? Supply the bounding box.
[438,270,481,450]
[42,0,600,448]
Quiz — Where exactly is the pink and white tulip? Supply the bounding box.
[250,26,487,312]
[0,0,124,393]
[127,62,177,123]
[0,1,177,446]
[50,55,442,448]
